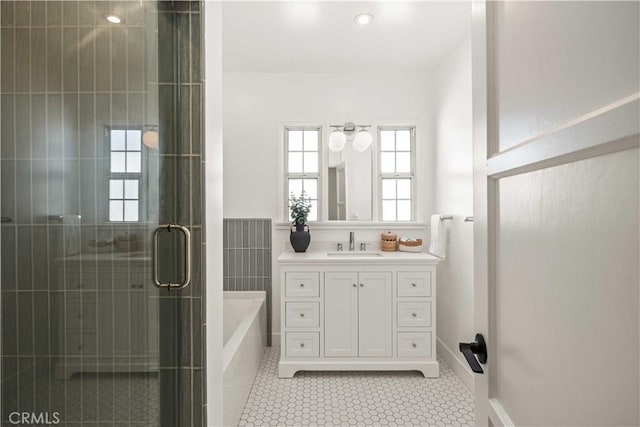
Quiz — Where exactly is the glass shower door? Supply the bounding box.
[0,1,204,425]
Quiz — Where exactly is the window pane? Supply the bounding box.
[288,152,303,173]
[397,179,411,199]
[124,179,139,199]
[396,130,411,151]
[288,131,303,151]
[302,179,317,199]
[382,200,396,221]
[303,130,318,151]
[396,152,411,173]
[380,152,395,173]
[124,200,139,222]
[288,179,303,198]
[397,200,411,221]
[126,130,142,151]
[126,152,141,173]
[109,200,123,221]
[308,200,318,222]
[382,179,396,199]
[380,131,395,151]
[111,129,126,151]
[303,152,318,173]
[111,152,126,173]
[109,179,123,199]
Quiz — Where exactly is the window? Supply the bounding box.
[285,127,321,222]
[108,128,142,222]
[379,127,415,221]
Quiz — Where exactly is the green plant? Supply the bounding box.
[289,191,311,225]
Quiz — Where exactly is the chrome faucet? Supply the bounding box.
[349,232,355,251]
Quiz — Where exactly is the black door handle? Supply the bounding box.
[459,334,487,374]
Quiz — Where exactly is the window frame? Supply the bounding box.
[377,126,416,222]
[284,125,323,223]
[105,125,146,223]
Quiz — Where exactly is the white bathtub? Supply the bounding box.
[223,291,267,427]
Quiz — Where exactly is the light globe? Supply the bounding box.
[328,130,347,152]
[352,130,373,152]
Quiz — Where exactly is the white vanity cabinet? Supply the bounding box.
[324,272,393,358]
[278,251,440,378]
[54,255,159,379]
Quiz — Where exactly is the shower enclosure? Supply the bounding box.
[1,1,205,425]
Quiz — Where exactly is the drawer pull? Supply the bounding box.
[300,313,305,318]
[300,283,304,287]
[300,343,305,348]
[412,312,417,317]
[412,283,417,287]
[412,342,417,348]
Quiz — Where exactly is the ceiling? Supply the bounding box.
[222,1,471,73]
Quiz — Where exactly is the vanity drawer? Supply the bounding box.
[285,332,319,358]
[397,332,432,358]
[397,301,431,327]
[285,272,320,298]
[397,272,431,297]
[65,333,97,356]
[285,302,320,328]
[66,303,97,331]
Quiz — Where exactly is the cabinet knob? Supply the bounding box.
[360,284,364,287]
[300,313,305,318]
[412,342,417,348]
[77,314,82,319]
[77,345,83,350]
[299,283,304,287]
[411,283,417,287]
[300,343,305,348]
[352,284,356,287]
[412,312,417,317]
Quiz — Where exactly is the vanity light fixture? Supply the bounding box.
[103,13,123,24]
[354,13,374,25]
[142,127,159,149]
[328,122,373,152]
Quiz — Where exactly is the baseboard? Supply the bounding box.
[437,337,475,393]
[271,332,281,347]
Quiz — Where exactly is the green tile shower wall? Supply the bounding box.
[223,219,273,346]
[0,1,204,425]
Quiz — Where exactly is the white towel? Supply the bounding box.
[63,214,81,256]
[428,214,446,258]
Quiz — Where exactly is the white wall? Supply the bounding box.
[223,72,435,341]
[204,3,224,425]
[223,72,434,219]
[432,35,475,390]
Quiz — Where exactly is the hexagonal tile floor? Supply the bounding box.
[239,348,474,426]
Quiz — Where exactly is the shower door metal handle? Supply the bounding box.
[152,224,192,290]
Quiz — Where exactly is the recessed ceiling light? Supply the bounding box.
[354,13,374,25]
[103,13,123,24]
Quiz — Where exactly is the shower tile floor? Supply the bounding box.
[2,372,159,426]
[239,348,474,426]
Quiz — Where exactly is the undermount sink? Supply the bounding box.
[326,251,383,257]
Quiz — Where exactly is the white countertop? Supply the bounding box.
[277,250,441,265]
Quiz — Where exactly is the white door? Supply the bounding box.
[358,272,393,357]
[324,272,358,357]
[471,2,639,426]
